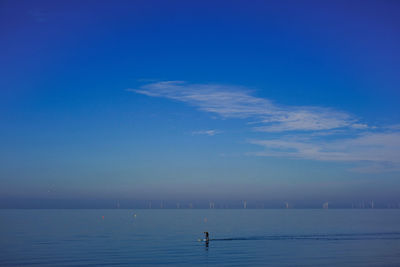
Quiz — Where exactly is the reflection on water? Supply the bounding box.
[1,209,400,266]
[212,232,400,241]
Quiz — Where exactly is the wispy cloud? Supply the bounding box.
[130,81,359,132]
[129,81,399,172]
[192,130,222,136]
[253,108,354,132]
[249,131,400,172]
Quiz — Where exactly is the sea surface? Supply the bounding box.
[1,209,400,266]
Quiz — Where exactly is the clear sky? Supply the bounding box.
[1,0,400,208]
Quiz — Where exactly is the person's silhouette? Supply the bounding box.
[204,232,209,242]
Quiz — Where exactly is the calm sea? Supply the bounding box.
[1,209,400,266]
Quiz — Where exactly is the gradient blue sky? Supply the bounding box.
[1,0,400,207]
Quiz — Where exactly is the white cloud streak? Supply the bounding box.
[129,81,399,172]
[249,132,400,172]
[130,81,359,132]
[192,130,222,136]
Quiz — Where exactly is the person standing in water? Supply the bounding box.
[204,232,209,242]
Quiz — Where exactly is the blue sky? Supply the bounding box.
[1,0,400,207]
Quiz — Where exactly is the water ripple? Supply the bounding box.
[211,232,400,241]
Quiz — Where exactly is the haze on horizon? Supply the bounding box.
[1,0,400,208]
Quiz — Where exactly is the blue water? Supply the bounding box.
[1,209,400,266]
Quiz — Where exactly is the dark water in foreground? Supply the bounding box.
[1,209,400,266]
